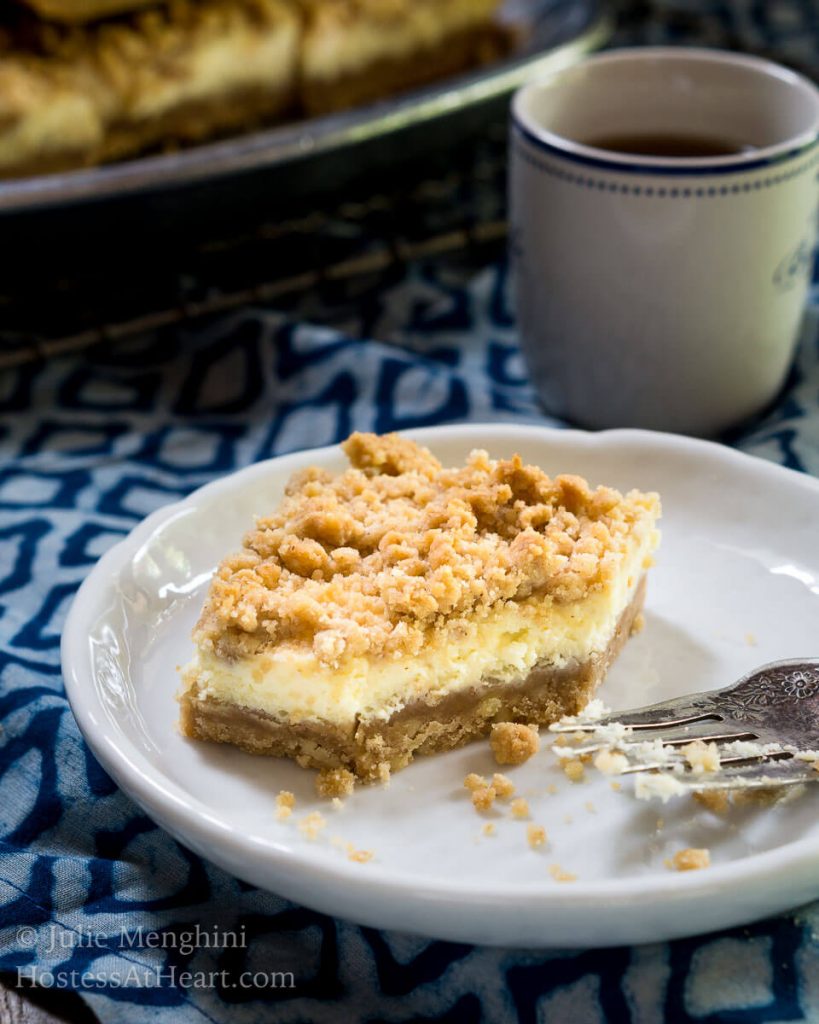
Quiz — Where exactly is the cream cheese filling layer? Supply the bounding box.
[184,533,656,727]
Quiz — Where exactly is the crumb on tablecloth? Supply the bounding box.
[316,767,356,798]
[348,848,374,863]
[490,723,540,766]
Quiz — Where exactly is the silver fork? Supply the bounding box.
[551,658,819,793]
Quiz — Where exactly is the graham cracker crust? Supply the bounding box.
[179,576,647,782]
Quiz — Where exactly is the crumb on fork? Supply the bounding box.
[490,723,540,766]
[275,790,295,820]
[316,767,356,799]
[670,848,710,871]
[681,740,720,773]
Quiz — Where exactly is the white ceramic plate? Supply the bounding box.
[62,424,819,948]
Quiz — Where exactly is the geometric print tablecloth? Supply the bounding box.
[1,258,819,1023]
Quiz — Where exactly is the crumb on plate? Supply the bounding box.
[490,723,540,766]
[464,772,487,792]
[316,767,356,798]
[510,797,530,819]
[275,790,295,820]
[298,811,327,840]
[492,773,516,799]
[348,848,374,863]
[681,740,720,773]
[472,786,497,812]
[527,824,547,849]
[670,848,710,871]
[562,758,585,783]
[482,822,497,837]
[549,864,577,883]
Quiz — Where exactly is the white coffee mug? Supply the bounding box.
[510,48,819,436]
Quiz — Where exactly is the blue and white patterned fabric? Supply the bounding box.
[1,258,819,1023]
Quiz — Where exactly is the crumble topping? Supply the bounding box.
[490,722,540,765]
[194,432,660,666]
[316,766,356,798]
[670,848,710,871]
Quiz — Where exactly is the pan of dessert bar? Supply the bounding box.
[0,0,607,226]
